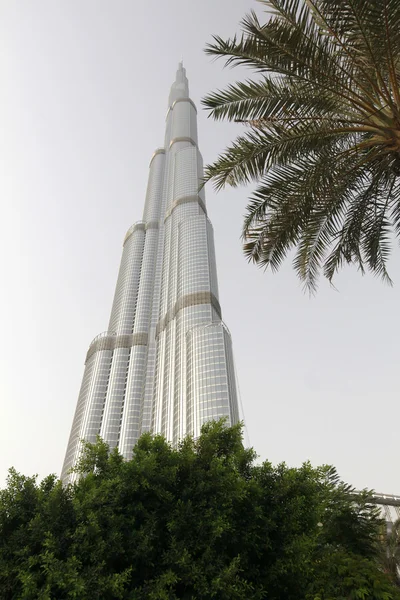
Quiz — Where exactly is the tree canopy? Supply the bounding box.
[0,421,398,599]
[203,0,400,291]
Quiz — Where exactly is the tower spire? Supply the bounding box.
[168,61,189,105]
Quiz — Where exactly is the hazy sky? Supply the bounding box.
[1,0,398,494]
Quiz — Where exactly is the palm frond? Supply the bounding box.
[205,13,378,115]
[202,77,342,123]
[243,152,350,290]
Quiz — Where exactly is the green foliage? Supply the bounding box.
[203,0,400,290]
[0,421,398,599]
[307,550,400,600]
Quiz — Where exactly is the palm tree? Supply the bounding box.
[202,0,400,291]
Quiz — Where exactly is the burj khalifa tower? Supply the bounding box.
[62,64,239,481]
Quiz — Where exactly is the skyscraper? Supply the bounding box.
[62,63,239,482]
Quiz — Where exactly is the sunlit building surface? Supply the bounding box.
[62,64,239,481]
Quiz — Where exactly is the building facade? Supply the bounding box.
[61,64,239,481]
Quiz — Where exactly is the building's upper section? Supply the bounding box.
[168,61,189,106]
[164,63,198,147]
[144,63,201,222]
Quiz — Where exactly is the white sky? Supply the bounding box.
[1,0,398,494]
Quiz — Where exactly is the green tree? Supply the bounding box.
[0,421,398,599]
[203,0,400,291]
